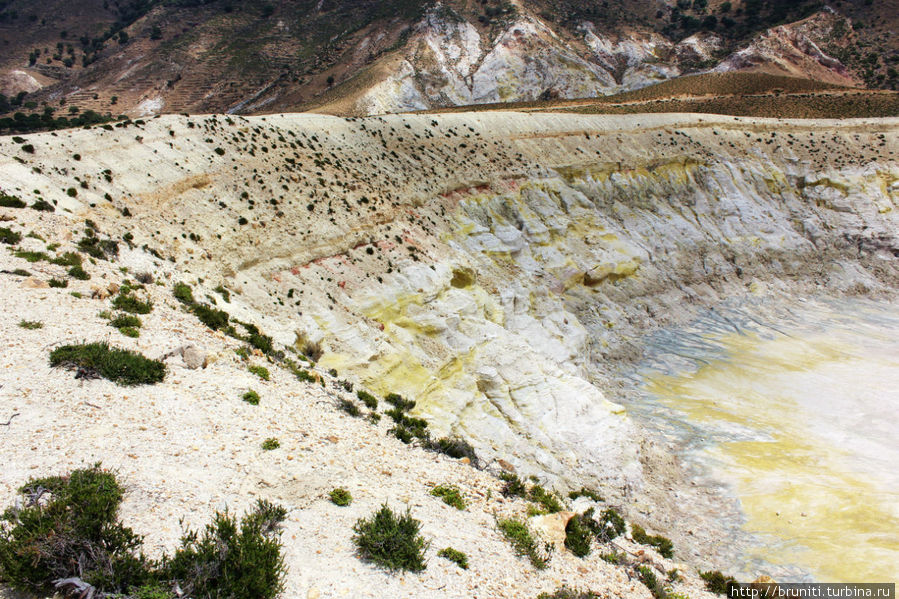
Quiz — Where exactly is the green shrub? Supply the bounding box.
[0,226,22,244]
[214,285,230,302]
[529,485,563,514]
[68,264,90,280]
[537,588,599,599]
[338,398,361,417]
[14,250,49,262]
[0,465,149,595]
[18,320,43,329]
[112,292,152,314]
[109,314,142,336]
[497,518,546,569]
[173,281,195,305]
[500,472,527,498]
[261,438,280,451]
[77,234,118,260]
[161,499,287,599]
[49,251,81,266]
[599,551,622,564]
[243,390,260,405]
[30,199,54,212]
[193,304,229,330]
[437,547,468,569]
[426,437,478,464]
[564,513,592,558]
[0,193,26,208]
[329,488,352,506]
[49,342,165,386]
[568,488,603,502]
[356,389,378,409]
[249,365,270,381]
[48,277,68,288]
[353,505,428,572]
[631,524,674,559]
[118,326,140,338]
[598,508,626,541]
[701,570,738,595]
[636,565,665,599]
[9,268,30,276]
[430,485,466,510]
[385,392,415,411]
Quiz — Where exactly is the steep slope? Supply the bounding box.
[1,111,897,578]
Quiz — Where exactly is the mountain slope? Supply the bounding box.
[0,0,895,117]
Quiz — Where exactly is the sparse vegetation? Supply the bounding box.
[497,518,546,569]
[18,320,43,329]
[0,193,26,208]
[338,398,361,417]
[49,342,165,386]
[112,291,152,314]
[242,390,260,405]
[261,438,280,451]
[564,513,592,558]
[430,485,466,510]
[631,524,674,559]
[0,226,22,245]
[353,505,428,572]
[437,547,468,569]
[329,488,352,506]
[701,570,738,595]
[249,364,270,381]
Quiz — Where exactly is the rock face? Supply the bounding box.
[351,8,856,114]
[0,111,896,506]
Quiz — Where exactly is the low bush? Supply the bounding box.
[338,398,361,417]
[353,505,428,572]
[529,485,563,514]
[192,304,229,330]
[430,485,466,510]
[631,524,674,559]
[18,320,43,329]
[700,570,739,595]
[564,513,592,557]
[425,437,478,464]
[51,252,82,267]
[597,507,626,541]
[112,292,152,314]
[537,588,600,599]
[48,278,68,288]
[636,565,665,599]
[500,472,527,498]
[49,342,165,386]
[568,488,603,502]
[356,389,378,409]
[173,281,195,305]
[30,199,54,212]
[0,226,22,244]
[261,438,280,451]
[497,518,546,569]
[14,250,48,262]
[329,488,352,506]
[68,265,90,280]
[242,390,260,405]
[249,365,270,381]
[437,547,468,569]
[0,193,26,208]
[108,314,141,330]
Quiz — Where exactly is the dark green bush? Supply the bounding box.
[437,547,468,569]
[30,199,54,212]
[529,485,563,514]
[77,235,118,260]
[51,252,82,267]
[430,485,465,510]
[173,281,195,305]
[500,472,527,498]
[353,505,428,572]
[261,438,279,451]
[68,264,90,280]
[564,513,593,558]
[161,499,287,599]
[49,342,165,386]
[109,314,141,330]
[193,304,229,330]
[112,292,152,314]
[242,390,260,405]
[48,278,68,288]
[598,508,626,541]
[537,588,599,599]
[385,393,415,411]
[701,570,738,595]
[568,488,603,502]
[631,524,674,559]
[426,437,478,464]
[249,365,270,381]
[0,465,150,595]
[0,193,26,208]
[0,226,21,244]
[329,488,352,506]
[14,250,48,262]
[497,518,546,569]
[636,565,665,599]
[338,398,361,417]
[356,390,378,409]
[18,320,43,329]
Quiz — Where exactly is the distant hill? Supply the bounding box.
[0,0,896,119]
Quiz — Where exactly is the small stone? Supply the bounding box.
[307,588,320,599]
[182,345,206,369]
[22,277,49,289]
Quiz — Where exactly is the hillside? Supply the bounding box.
[0,0,896,119]
[1,110,897,590]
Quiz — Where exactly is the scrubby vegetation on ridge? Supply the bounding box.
[49,343,165,386]
[353,504,428,572]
